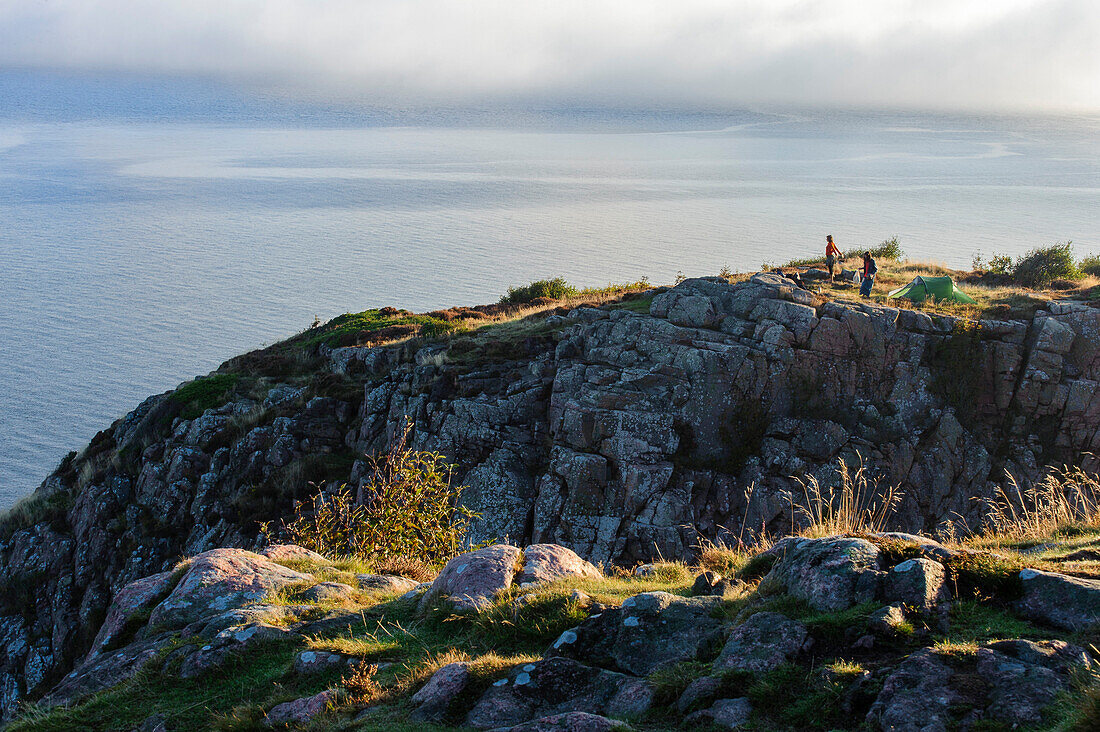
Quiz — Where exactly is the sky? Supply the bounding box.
[0,0,1097,112]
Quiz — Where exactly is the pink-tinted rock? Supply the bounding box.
[42,639,164,709]
[866,649,961,730]
[517,545,602,586]
[761,537,882,612]
[179,622,291,678]
[299,581,357,603]
[411,661,471,721]
[258,545,328,564]
[264,689,340,727]
[676,676,721,714]
[357,574,421,593]
[421,544,523,612]
[90,570,176,655]
[488,711,629,731]
[148,549,313,629]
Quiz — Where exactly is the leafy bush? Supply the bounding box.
[974,251,1015,274]
[869,236,903,260]
[1013,242,1082,287]
[169,374,240,418]
[988,254,1014,275]
[1079,254,1100,277]
[499,277,577,305]
[266,424,476,565]
[841,236,904,262]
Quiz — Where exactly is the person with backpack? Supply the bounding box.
[860,251,877,297]
[825,235,841,281]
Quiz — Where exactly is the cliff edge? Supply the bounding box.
[2,272,1099,714]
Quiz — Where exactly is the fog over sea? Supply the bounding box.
[1,72,1098,510]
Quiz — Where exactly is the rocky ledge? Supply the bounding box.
[10,535,1099,730]
[2,274,1100,714]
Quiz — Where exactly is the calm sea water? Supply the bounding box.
[1,72,1098,510]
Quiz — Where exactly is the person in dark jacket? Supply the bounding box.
[859,251,877,297]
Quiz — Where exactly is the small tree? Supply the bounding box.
[268,422,476,565]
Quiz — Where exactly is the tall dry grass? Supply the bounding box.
[978,467,1100,540]
[784,460,904,537]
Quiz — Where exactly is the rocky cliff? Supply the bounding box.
[2,273,1099,715]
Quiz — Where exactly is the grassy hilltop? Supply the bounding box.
[5,238,1100,731]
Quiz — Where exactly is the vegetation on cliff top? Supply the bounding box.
[771,239,1099,321]
[11,462,1099,731]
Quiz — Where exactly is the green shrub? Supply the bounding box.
[870,236,904,260]
[1079,254,1100,277]
[988,254,1014,275]
[169,374,239,418]
[265,424,475,566]
[499,278,577,305]
[843,236,904,262]
[1013,242,1082,288]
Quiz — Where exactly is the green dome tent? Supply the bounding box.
[888,275,976,304]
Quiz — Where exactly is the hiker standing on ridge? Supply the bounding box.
[825,235,841,281]
[860,251,877,297]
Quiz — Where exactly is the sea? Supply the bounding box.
[1,71,1098,510]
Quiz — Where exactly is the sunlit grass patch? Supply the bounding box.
[825,659,866,677]
[931,639,980,657]
[547,571,694,605]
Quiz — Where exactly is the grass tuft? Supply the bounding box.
[782,459,903,537]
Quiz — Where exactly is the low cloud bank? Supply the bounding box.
[0,0,1096,111]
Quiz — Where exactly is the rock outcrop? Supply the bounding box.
[9,536,1099,729]
[3,275,1100,713]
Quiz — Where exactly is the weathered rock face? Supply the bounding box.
[1014,568,1100,630]
[466,657,653,730]
[883,557,947,610]
[712,612,807,673]
[4,275,1100,713]
[148,548,312,630]
[517,544,602,586]
[866,639,1095,730]
[420,544,524,612]
[411,661,471,722]
[760,537,883,612]
[548,592,725,676]
[263,689,340,727]
[421,544,603,613]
